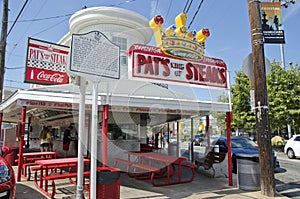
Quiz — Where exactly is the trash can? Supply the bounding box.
[236,153,260,191]
[90,167,120,199]
[168,143,177,156]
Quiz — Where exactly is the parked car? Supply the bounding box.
[170,136,177,143]
[213,136,279,173]
[194,134,204,146]
[0,147,16,199]
[284,134,300,159]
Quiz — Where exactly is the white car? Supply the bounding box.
[284,135,300,159]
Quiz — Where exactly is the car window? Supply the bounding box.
[216,140,226,147]
[294,136,300,141]
[231,138,257,148]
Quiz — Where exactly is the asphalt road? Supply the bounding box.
[275,152,300,198]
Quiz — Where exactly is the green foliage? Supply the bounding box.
[214,62,300,134]
[211,95,228,133]
[231,71,256,131]
[267,62,300,133]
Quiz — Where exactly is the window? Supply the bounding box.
[112,37,127,51]
[294,136,300,142]
[120,55,127,65]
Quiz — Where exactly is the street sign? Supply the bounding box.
[68,31,120,80]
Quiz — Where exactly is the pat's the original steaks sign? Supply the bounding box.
[127,44,227,89]
[24,38,69,85]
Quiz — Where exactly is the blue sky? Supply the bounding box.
[1,0,300,100]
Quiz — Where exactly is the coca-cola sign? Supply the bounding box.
[24,38,69,85]
[25,67,69,84]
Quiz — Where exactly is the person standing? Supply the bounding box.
[63,126,73,157]
[39,126,52,152]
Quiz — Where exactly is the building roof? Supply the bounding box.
[0,79,230,124]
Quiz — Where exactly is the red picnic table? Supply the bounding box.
[33,157,90,198]
[17,151,60,180]
[125,151,196,186]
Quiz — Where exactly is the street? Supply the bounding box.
[275,152,300,198]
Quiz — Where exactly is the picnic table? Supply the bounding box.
[33,157,90,198]
[17,151,60,180]
[115,151,196,186]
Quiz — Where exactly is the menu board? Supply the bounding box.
[69,31,120,80]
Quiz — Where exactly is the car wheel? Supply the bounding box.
[287,148,295,159]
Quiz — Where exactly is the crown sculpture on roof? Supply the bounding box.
[149,12,210,61]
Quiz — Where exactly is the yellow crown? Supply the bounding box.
[149,13,210,61]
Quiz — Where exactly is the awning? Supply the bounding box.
[0,79,230,124]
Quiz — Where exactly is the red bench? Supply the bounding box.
[113,158,133,175]
[33,166,89,198]
[43,171,90,198]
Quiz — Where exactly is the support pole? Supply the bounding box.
[102,104,108,167]
[226,112,232,186]
[190,117,194,162]
[90,82,98,199]
[0,0,8,102]
[247,0,275,196]
[76,77,86,199]
[226,70,233,186]
[0,112,3,139]
[176,121,180,156]
[206,115,210,150]
[17,106,26,182]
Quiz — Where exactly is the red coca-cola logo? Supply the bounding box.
[37,71,64,83]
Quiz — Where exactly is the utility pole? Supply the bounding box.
[0,0,9,103]
[247,0,276,197]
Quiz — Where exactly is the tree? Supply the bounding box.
[211,94,228,135]
[231,71,256,132]
[267,62,300,135]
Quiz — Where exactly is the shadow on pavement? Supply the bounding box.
[275,167,287,173]
[16,183,47,199]
[276,179,300,198]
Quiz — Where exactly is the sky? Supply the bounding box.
[1,0,300,101]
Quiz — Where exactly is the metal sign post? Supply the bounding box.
[68,31,120,199]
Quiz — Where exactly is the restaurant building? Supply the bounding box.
[0,7,230,168]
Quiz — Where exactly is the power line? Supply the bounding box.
[5,79,23,83]
[30,18,69,37]
[154,0,160,15]
[188,0,205,29]
[183,0,194,14]
[5,66,23,70]
[8,14,72,23]
[7,0,29,36]
[164,0,173,22]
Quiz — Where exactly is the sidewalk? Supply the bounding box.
[14,166,288,199]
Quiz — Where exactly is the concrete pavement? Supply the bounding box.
[14,166,289,199]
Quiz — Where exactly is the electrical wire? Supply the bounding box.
[9,14,72,23]
[184,0,194,14]
[164,0,173,22]
[109,0,137,6]
[5,66,23,70]
[30,18,69,37]
[188,0,205,29]
[154,0,160,15]
[7,0,29,36]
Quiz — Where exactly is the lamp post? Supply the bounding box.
[277,0,295,138]
[277,0,296,69]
